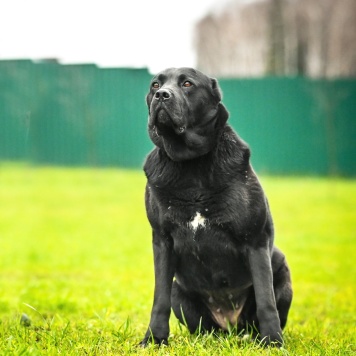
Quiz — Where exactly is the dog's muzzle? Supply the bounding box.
[153,108,186,136]
[150,91,186,135]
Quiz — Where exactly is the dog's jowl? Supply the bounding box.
[139,68,292,347]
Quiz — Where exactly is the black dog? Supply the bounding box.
[140,68,292,347]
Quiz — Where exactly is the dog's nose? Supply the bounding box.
[154,89,171,101]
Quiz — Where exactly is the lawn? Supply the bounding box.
[0,163,355,355]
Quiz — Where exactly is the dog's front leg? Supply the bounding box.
[140,231,176,347]
[248,246,283,346]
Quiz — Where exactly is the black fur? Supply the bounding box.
[139,68,292,347]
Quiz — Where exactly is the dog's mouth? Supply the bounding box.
[150,105,186,136]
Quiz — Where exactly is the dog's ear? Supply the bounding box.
[215,103,229,129]
[211,78,222,102]
[211,78,228,128]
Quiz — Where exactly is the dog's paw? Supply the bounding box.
[138,335,168,348]
[259,332,283,348]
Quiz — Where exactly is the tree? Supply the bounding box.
[194,0,356,78]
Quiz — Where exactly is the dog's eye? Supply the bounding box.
[183,81,192,87]
[152,82,160,89]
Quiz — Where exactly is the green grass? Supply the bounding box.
[0,163,355,355]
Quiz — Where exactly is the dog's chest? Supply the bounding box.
[149,182,253,292]
[147,161,251,236]
[160,188,220,232]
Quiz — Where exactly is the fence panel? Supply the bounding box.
[219,78,356,176]
[0,60,35,160]
[0,60,355,176]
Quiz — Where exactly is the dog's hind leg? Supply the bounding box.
[171,281,219,334]
[238,248,292,338]
[272,248,293,329]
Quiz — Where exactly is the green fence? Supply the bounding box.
[1,60,355,176]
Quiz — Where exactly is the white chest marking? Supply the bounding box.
[189,212,206,231]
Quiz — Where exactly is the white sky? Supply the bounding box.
[0,0,231,73]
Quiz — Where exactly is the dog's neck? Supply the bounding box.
[144,125,251,189]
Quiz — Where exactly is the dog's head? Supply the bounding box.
[146,67,229,161]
